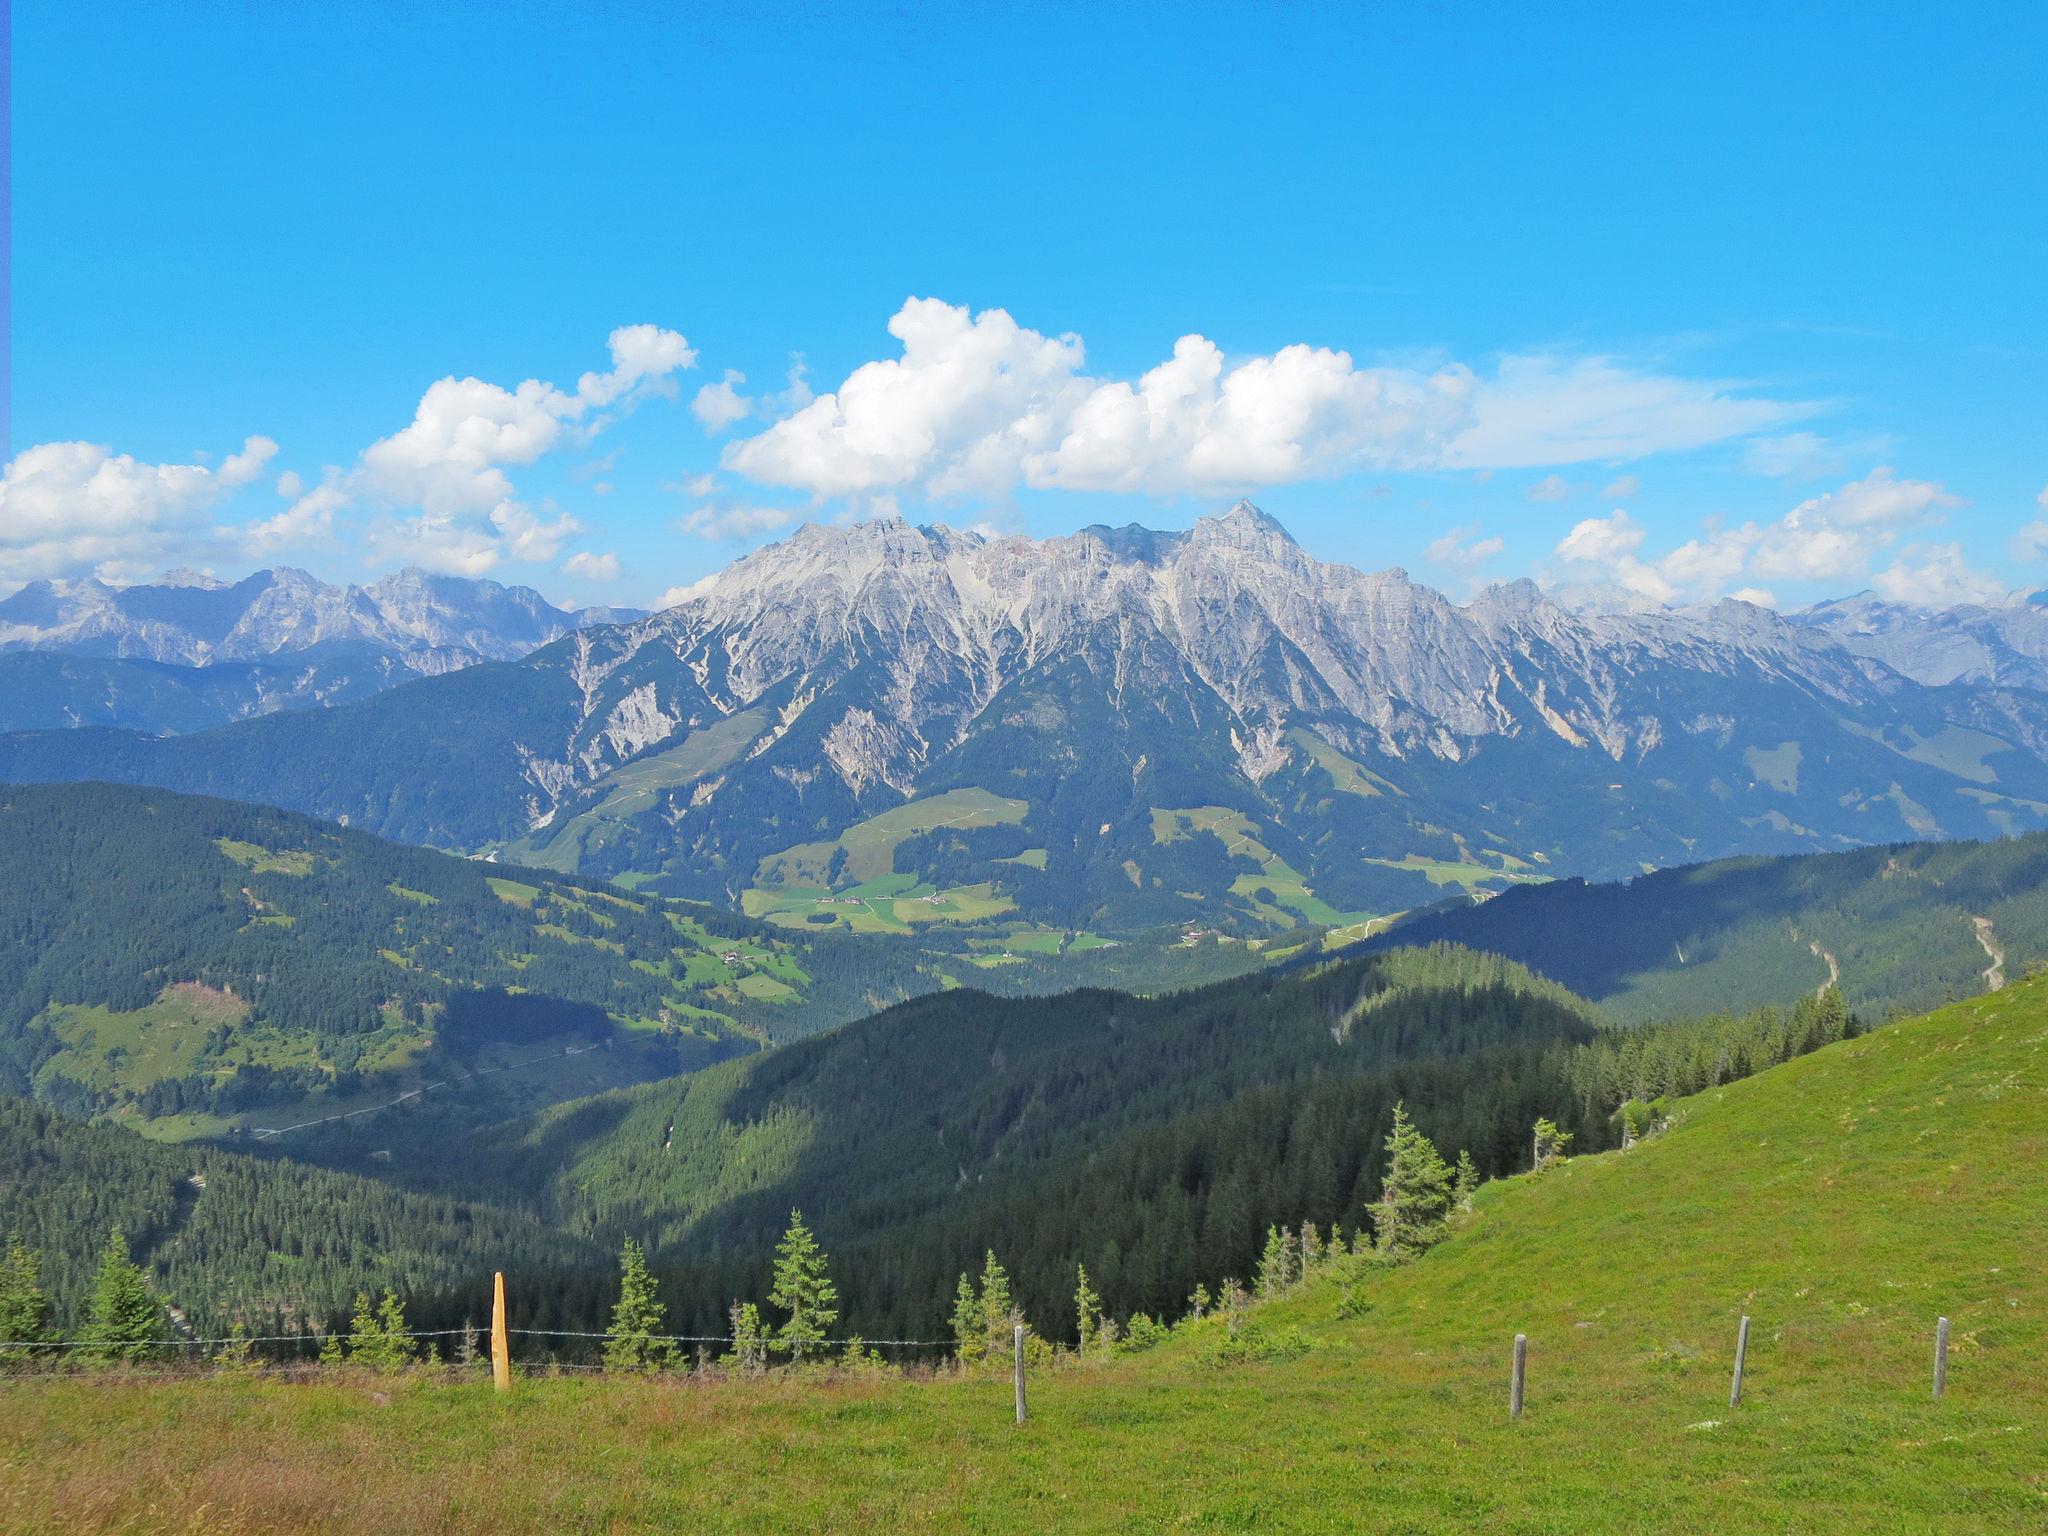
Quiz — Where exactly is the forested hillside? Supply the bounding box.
[343,946,1856,1343]
[0,1097,591,1332]
[1376,827,2048,1020]
[0,784,953,1136]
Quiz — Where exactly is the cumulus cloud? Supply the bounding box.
[562,550,622,581]
[1526,473,1572,502]
[1553,468,1986,608]
[0,436,277,585]
[681,502,799,541]
[720,299,1802,506]
[1425,523,1504,570]
[692,370,754,433]
[1600,474,1640,500]
[1873,543,2008,607]
[286,324,694,575]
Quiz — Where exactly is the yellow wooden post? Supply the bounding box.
[491,1270,511,1393]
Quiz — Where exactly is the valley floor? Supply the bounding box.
[4,982,2043,1534]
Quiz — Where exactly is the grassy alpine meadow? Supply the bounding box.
[4,981,2043,1534]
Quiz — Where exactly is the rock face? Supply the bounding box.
[8,504,2048,934]
[1793,591,2048,691]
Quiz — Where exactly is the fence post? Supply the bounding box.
[491,1270,511,1393]
[1013,1323,1028,1425]
[1933,1316,1950,1399]
[1730,1316,1750,1407]
[1510,1333,1527,1419]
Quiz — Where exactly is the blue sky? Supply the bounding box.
[8,0,2045,610]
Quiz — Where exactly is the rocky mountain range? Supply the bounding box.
[0,567,641,732]
[1791,590,2048,691]
[6,503,2048,939]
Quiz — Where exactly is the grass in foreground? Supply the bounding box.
[3,981,2044,1533]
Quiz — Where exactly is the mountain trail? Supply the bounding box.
[1807,938,1840,996]
[1972,915,2005,991]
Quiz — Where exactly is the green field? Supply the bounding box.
[5,977,2041,1531]
[746,788,1029,931]
[1153,805,1384,929]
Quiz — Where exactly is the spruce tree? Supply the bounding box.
[0,1234,50,1350]
[1532,1117,1573,1171]
[81,1229,168,1362]
[345,1288,420,1370]
[604,1238,678,1371]
[976,1250,1016,1357]
[1452,1149,1480,1211]
[728,1300,767,1373]
[950,1271,984,1364]
[1372,1103,1454,1259]
[766,1210,837,1363]
[1074,1263,1103,1357]
[1255,1224,1295,1298]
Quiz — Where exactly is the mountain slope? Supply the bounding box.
[1797,588,2048,689]
[1374,825,2048,1020]
[0,783,953,1137]
[6,969,2038,1534]
[9,507,2048,946]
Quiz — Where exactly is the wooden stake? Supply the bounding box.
[1510,1333,1527,1419]
[1013,1323,1028,1425]
[491,1270,511,1393]
[1730,1316,1751,1408]
[1933,1315,1949,1399]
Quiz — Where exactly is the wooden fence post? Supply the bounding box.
[1730,1316,1750,1407]
[1013,1323,1028,1425]
[491,1270,511,1393]
[1510,1333,1527,1420]
[1933,1316,1949,1399]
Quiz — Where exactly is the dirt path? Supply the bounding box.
[1807,939,1840,996]
[1972,915,2006,991]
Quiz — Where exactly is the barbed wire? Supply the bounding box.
[1,1325,954,1353]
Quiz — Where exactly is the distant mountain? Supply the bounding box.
[1793,590,2048,691]
[9,504,2048,943]
[1374,825,2048,1021]
[0,566,642,733]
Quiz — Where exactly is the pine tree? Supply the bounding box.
[728,1300,767,1373]
[1186,1282,1212,1322]
[976,1250,1016,1358]
[1372,1103,1454,1259]
[950,1271,984,1365]
[1452,1149,1480,1211]
[603,1238,678,1372]
[81,1229,168,1362]
[1074,1263,1103,1357]
[344,1289,420,1371]
[0,1234,50,1350]
[1255,1224,1297,1298]
[766,1210,837,1363]
[1532,1117,1573,1171]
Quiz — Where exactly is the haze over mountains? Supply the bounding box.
[0,566,641,732]
[8,504,2048,942]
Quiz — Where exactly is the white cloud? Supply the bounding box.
[274,469,304,500]
[1554,468,1982,608]
[0,436,276,584]
[1526,473,1572,502]
[1445,355,1812,470]
[692,370,754,433]
[1424,523,1504,570]
[2010,484,2048,562]
[722,299,1804,505]
[563,550,622,581]
[1600,474,1639,500]
[304,325,694,574]
[1742,431,1843,480]
[244,476,346,555]
[1728,586,1779,608]
[1873,543,2007,607]
[681,502,799,541]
